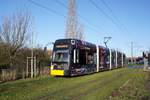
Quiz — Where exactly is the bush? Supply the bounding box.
[0,64,10,69]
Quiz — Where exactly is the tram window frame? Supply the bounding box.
[73,49,76,63]
[72,49,80,64]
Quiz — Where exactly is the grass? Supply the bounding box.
[128,63,144,67]
[108,68,150,100]
[0,68,149,100]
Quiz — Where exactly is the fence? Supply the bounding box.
[0,66,50,83]
[0,69,16,82]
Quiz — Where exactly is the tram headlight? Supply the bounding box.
[51,65,54,70]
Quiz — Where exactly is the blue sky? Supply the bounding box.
[0,0,150,57]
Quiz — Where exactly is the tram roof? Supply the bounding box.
[55,38,96,47]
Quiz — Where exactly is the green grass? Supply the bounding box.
[0,68,149,100]
[108,68,150,100]
[128,63,144,66]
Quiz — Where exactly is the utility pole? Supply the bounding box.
[31,32,34,78]
[131,42,133,64]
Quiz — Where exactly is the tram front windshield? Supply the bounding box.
[52,50,69,63]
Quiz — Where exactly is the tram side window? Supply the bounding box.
[78,49,95,65]
[87,53,94,64]
[76,49,79,63]
[79,49,86,65]
[93,53,97,64]
[148,54,150,65]
[112,52,116,65]
[105,51,110,64]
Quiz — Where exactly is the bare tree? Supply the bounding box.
[77,24,84,40]
[0,12,31,67]
[65,0,84,40]
[65,0,77,39]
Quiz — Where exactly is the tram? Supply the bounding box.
[50,39,126,76]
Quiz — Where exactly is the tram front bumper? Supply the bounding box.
[50,70,64,76]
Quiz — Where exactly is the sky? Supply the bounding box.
[0,0,150,57]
